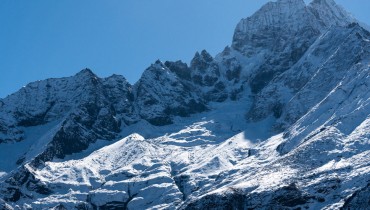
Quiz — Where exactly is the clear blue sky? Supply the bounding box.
[0,0,369,98]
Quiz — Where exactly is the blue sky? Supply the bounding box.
[0,0,369,98]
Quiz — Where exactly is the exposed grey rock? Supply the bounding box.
[342,183,370,210]
[135,60,207,126]
[0,0,369,209]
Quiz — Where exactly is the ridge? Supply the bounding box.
[0,0,369,209]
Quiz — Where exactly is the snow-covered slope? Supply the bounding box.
[0,69,135,172]
[1,0,369,209]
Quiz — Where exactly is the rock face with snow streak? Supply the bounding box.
[248,23,370,130]
[0,69,133,165]
[135,60,207,126]
[232,0,354,95]
[0,0,370,209]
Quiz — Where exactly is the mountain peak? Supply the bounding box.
[232,0,356,53]
[308,0,355,29]
[190,50,213,69]
[277,0,305,4]
[151,59,167,70]
[200,50,213,62]
[232,0,313,53]
[75,68,97,77]
[250,0,307,26]
[154,59,162,65]
[311,0,335,5]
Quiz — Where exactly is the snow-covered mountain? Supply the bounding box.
[0,0,369,209]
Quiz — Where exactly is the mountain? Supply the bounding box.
[0,0,369,209]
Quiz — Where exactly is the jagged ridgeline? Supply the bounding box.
[0,0,369,209]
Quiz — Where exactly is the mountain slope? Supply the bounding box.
[0,0,369,209]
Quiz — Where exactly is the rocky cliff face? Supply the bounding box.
[0,69,134,165]
[0,0,369,209]
[135,60,207,126]
[249,23,370,130]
